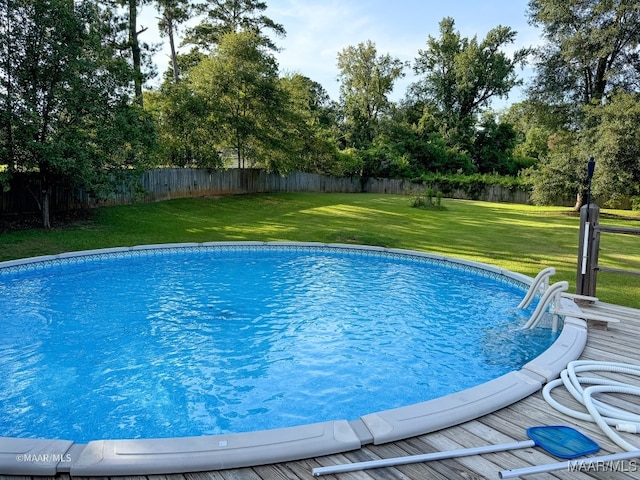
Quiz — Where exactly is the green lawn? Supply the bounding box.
[2,193,639,308]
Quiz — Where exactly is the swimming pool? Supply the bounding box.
[0,242,588,476]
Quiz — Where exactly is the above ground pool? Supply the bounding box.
[0,242,589,476]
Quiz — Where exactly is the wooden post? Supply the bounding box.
[576,203,600,296]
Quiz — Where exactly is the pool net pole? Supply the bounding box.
[312,440,535,476]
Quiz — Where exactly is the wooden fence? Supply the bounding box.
[138,169,533,204]
[140,169,364,201]
[1,168,532,215]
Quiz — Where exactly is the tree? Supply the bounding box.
[523,132,591,206]
[503,101,552,163]
[589,91,640,206]
[278,74,342,175]
[336,40,406,149]
[189,31,285,169]
[184,0,285,52]
[472,115,518,174]
[108,0,154,105]
[528,0,640,110]
[127,0,145,104]
[525,0,640,207]
[159,48,207,85]
[145,83,221,168]
[156,0,192,83]
[413,17,529,150]
[0,0,155,227]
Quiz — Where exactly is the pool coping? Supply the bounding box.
[0,242,588,476]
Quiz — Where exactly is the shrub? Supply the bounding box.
[416,173,531,200]
[411,187,445,209]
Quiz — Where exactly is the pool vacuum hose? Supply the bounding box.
[500,360,640,478]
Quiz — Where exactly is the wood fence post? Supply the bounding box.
[576,203,600,296]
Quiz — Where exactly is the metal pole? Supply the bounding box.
[586,157,596,214]
[312,440,535,476]
[579,158,596,295]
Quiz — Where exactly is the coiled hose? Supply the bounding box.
[543,360,640,451]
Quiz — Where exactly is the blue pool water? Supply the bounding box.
[0,245,556,443]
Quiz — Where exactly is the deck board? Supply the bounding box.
[2,302,639,480]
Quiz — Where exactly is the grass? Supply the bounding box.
[2,192,639,308]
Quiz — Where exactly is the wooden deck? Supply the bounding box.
[2,302,639,480]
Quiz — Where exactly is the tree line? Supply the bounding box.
[2,0,640,228]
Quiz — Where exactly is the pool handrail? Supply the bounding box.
[522,280,569,330]
[517,267,556,310]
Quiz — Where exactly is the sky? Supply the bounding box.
[140,0,543,108]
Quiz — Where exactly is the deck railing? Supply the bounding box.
[576,203,640,297]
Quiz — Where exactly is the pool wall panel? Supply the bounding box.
[69,420,361,476]
[522,299,588,382]
[359,370,542,445]
[0,438,74,475]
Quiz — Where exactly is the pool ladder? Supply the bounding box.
[517,267,568,332]
[518,267,619,332]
